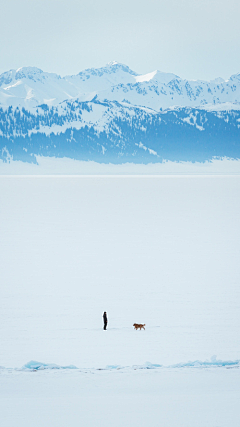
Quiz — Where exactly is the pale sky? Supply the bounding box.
[0,0,239,80]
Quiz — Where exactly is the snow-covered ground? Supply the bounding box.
[1,368,240,427]
[1,176,240,426]
[1,156,240,175]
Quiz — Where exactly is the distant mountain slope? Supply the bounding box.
[1,99,240,163]
[0,63,139,109]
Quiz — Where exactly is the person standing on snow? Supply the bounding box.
[103,312,108,330]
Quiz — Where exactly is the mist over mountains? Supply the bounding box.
[1,62,240,164]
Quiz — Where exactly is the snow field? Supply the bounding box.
[0,175,240,426]
[1,368,240,427]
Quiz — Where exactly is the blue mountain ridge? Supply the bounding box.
[1,99,240,164]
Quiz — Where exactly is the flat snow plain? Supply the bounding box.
[1,176,240,426]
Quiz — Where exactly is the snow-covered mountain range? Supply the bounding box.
[1,61,240,110]
[1,62,240,163]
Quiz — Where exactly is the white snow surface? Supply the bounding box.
[1,175,240,368]
[1,176,240,426]
[1,367,240,427]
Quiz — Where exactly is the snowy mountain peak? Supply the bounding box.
[0,67,62,89]
[210,77,225,84]
[104,61,138,75]
[14,67,43,82]
[107,61,119,66]
[135,70,179,84]
[15,67,61,82]
[135,70,158,83]
[16,66,43,75]
[0,69,16,87]
[76,62,138,79]
[229,72,240,81]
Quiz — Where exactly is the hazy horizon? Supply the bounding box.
[1,0,239,81]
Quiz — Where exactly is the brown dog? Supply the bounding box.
[133,323,145,330]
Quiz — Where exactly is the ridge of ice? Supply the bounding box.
[1,357,238,372]
[22,360,78,370]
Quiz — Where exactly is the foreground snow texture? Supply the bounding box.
[2,368,240,427]
[1,176,240,426]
